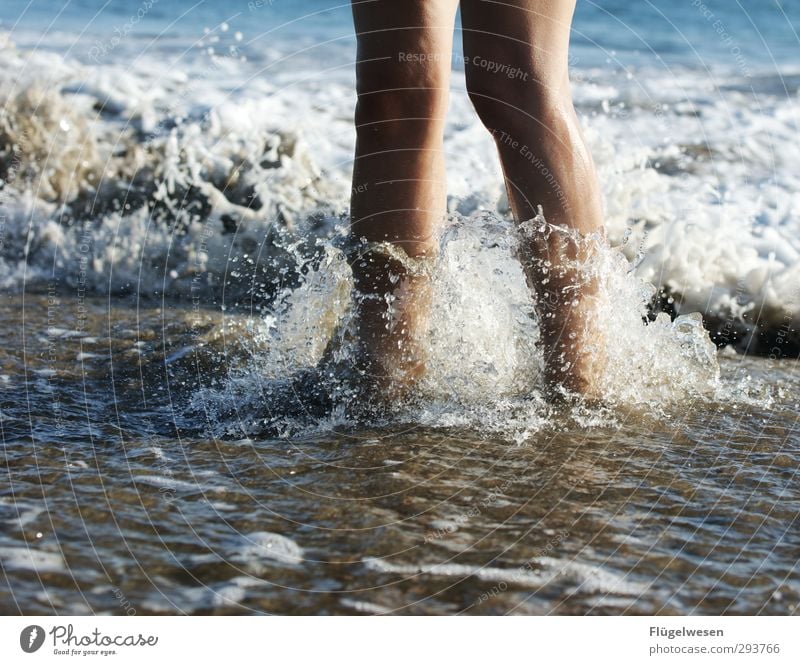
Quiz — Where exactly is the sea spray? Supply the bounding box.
[190,212,721,440]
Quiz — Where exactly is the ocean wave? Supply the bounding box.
[1,33,798,356]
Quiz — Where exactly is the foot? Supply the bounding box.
[520,214,606,398]
[348,240,434,401]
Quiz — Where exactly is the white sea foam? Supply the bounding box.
[141,575,270,612]
[2,499,46,529]
[232,531,305,567]
[363,556,647,597]
[134,474,227,494]
[0,545,66,573]
[339,597,394,614]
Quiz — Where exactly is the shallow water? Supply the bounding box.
[1,293,798,615]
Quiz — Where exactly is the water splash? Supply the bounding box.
[190,211,722,441]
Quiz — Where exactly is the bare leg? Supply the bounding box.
[350,0,459,395]
[461,0,606,395]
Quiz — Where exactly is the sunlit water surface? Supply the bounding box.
[1,294,798,615]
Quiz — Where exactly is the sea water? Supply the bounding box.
[0,0,798,614]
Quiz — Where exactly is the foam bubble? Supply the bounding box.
[0,546,66,573]
[233,531,305,567]
[363,556,647,596]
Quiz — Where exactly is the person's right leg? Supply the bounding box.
[349,0,459,395]
[461,0,606,396]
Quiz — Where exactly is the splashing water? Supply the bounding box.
[190,211,721,441]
